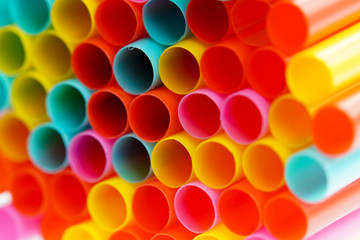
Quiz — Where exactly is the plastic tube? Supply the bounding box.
[307,207,360,240]
[267,0,360,54]
[231,0,274,47]
[221,88,270,144]
[72,37,119,90]
[219,180,281,236]
[28,122,75,173]
[49,170,92,222]
[174,181,221,233]
[193,224,244,240]
[113,38,166,95]
[0,111,30,162]
[246,46,288,99]
[150,222,197,240]
[312,85,360,156]
[263,180,360,240]
[46,79,93,131]
[128,87,182,142]
[112,133,155,183]
[62,220,111,240]
[87,86,133,139]
[200,36,251,94]
[0,0,12,27]
[87,176,138,231]
[159,37,207,95]
[41,210,74,240]
[269,94,312,149]
[0,205,41,240]
[243,137,294,192]
[244,227,276,240]
[68,129,114,183]
[11,72,50,128]
[0,154,15,192]
[95,0,147,46]
[143,0,191,45]
[132,180,177,232]
[110,226,154,240]
[178,88,225,139]
[9,0,54,34]
[33,30,73,82]
[286,22,360,105]
[193,133,245,189]
[186,0,235,43]
[0,73,13,110]
[51,0,99,43]
[151,131,201,188]
[0,26,32,75]
[9,167,49,216]
[285,146,360,203]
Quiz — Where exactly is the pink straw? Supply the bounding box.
[68,129,115,183]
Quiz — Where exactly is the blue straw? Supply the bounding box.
[143,0,191,45]
[113,38,166,95]
[285,146,360,203]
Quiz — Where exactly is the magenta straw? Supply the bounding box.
[221,88,270,144]
[178,88,226,139]
[0,205,41,240]
[174,180,221,233]
[68,129,115,183]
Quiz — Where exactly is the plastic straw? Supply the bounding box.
[193,133,245,189]
[221,88,270,144]
[246,46,288,99]
[287,22,360,105]
[264,179,360,239]
[193,224,244,240]
[0,205,41,240]
[268,94,312,149]
[178,88,225,139]
[267,0,360,53]
[46,79,93,131]
[40,210,74,240]
[51,0,99,43]
[0,111,29,162]
[87,86,133,139]
[32,30,73,82]
[159,37,207,95]
[128,87,182,142]
[9,167,49,216]
[62,220,111,240]
[110,226,154,240]
[151,131,201,188]
[113,37,166,95]
[68,129,114,183]
[28,122,75,173]
[0,0,12,27]
[150,222,197,240]
[0,73,13,110]
[95,0,147,46]
[9,0,54,34]
[244,227,276,240]
[0,26,32,75]
[286,146,360,203]
[174,181,221,233]
[72,37,119,90]
[112,133,155,183]
[11,72,50,128]
[200,36,251,94]
[243,136,294,192]
[231,0,274,47]
[219,180,280,236]
[132,180,177,232]
[143,0,191,45]
[186,0,235,43]
[48,169,91,222]
[87,176,138,231]
[312,85,360,156]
